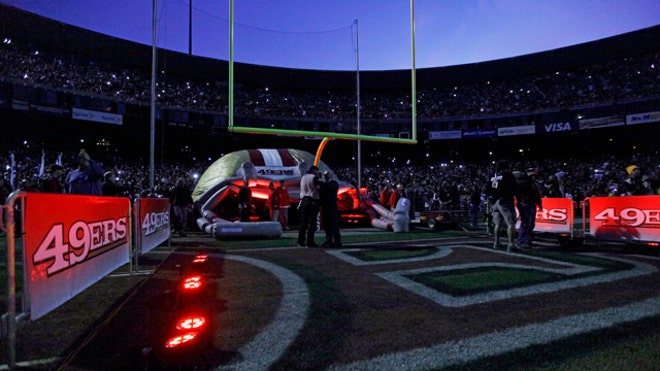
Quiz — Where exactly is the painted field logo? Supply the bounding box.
[142,211,170,236]
[33,217,128,275]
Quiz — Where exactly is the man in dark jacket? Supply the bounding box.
[238,179,252,222]
[172,177,194,236]
[514,170,543,248]
[320,171,342,247]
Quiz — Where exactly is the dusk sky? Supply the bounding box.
[3,0,659,71]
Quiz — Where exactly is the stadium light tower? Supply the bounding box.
[188,0,193,55]
[150,0,157,191]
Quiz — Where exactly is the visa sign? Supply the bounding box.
[539,122,573,133]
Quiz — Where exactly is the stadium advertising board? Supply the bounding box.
[497,125,536,136]
[578,115,624,130]
[535,121,575,134]
[533,197,573,234]
[515,197,574,234]
[626,110,660,126]
[136,197,170,254]
[462,129,496,138]
[23,193,131,319]
[429,130,462,140]
[72,107,123,125]
[588,196,660,243]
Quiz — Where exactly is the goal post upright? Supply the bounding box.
[228,0,234,130]
[410,0,417,142]
[226,0,418,146]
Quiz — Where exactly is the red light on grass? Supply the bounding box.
[182,276,202,290]
[193,255,208,263]
[165,332,199,348]
[647,241,659,247]
[176,315,207,330]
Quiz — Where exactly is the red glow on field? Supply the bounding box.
[176,315,207,330]
[165,332,199,348]
[647,241,659,247]
[192,255,208,263]
[182,276,202,290]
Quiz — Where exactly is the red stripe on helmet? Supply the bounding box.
[247,149,266,166]
[277,149,296,167]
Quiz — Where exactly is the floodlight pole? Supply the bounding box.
[149,0,157,191]
[188,0,193,55]
[355,19,362,189]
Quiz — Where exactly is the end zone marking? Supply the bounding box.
[376,253,656,307]
[326,246,454,266]
[218,255,310,370]
[328,296,660,371]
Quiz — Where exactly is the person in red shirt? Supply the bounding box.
[276,180,291,230]
[390,184,404,211]
[39,164,65,193]
[266,181,277,220]
[379,184,391,208]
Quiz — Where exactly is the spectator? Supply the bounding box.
[0,177,12,204]
[237,178,252,222]
[379,184,391,208]
[266,181,278,222]
[171,177,193,237]
[390,184,404,211]
[39,164,64,193]
[18,179,39,192]
[65,149,104,195]
[101,171,128,196]
[620,165,653,196]
[543,175,563,198]
[320,171,342,247]
[275,180,291,230]
[469,184,481,228]
[486,160,518,251]
[298,165,321,248]
[514,170,543,249]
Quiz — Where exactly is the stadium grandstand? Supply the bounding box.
[0,3,658,196]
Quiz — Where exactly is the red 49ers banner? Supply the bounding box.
[588,196,660,243]
[135,197,170,254]
[515,197,574,234]
[23,193,131,320]
[534,198,574,234]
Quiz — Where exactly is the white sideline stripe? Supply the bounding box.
[109,270,154,277]
[328,296,660,371]
[216,255,310,371]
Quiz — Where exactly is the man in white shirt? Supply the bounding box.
[298,166,321,247]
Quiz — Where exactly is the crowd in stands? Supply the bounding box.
[1,41,658,121]
[1,29,659,221]
[2,145,659,221]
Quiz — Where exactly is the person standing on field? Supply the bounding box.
[486,160,518,252]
